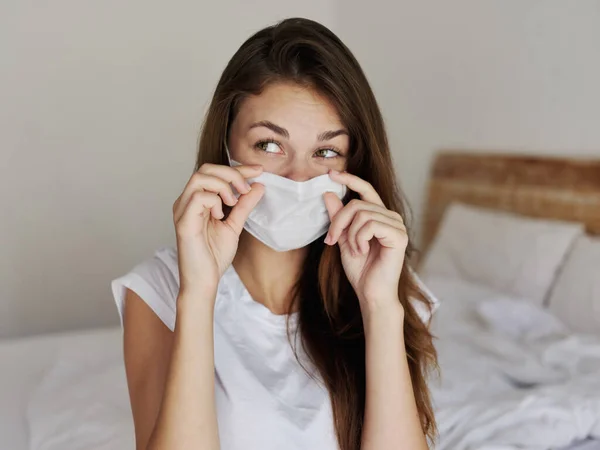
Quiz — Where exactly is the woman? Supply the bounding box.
[112,17,438,450]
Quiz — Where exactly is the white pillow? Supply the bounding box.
[421,203,583,306]
[548,235,600,335]
[476,297,568,341]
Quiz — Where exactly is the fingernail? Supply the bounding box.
[324,233,331,245]
[330,169,340,175]
[244,182,252,192]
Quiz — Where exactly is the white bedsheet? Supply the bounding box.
[0,327,128,450]
[426,276,600,450]
[26,326,134,450]
[3,283,599,450]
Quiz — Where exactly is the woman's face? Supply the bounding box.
[228,83,349,181]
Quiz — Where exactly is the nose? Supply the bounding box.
[280,162,313,182]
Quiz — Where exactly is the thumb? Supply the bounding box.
[323,191,344,220]
[225,183,265,235]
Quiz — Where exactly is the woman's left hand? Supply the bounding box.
[323,170,408,313]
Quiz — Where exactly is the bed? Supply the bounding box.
[2,320,598,450]
[2,152,600,450]
[419,152,600,450]
[0,327,133,450]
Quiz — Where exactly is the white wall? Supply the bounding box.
[337,0,600,243]
[3,0,600,337]
[0,1,336,338]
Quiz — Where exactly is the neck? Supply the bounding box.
[233,231,307,315]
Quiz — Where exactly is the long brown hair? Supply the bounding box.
[195,17,438,449]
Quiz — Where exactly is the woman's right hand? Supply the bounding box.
[172,163,265,298]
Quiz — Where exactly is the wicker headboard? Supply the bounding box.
[421,151,600,253]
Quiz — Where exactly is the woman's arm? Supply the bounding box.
[124,163,263,450]
[123,290,173,450]
[360,302,428,450]
[123,288,219,450]
[147,290,219,450]
[322,171,430,449]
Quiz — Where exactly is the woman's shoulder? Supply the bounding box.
[111,247,180,331]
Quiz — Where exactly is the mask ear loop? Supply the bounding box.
[223,136,243,168]
[222,110,233,166]
[222,109,247,168]
[221,119,242,215]
[224,142,234,166]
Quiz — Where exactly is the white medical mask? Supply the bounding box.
[227,150,347,252]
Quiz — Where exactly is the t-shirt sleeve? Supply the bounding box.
[111,247,180,332]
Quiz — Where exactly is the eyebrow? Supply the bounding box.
[248,120,348,142]
[317,129,348,141]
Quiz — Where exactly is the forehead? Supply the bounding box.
[234,83,344,132]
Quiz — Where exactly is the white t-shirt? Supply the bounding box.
[112,247,339,450]
[111,247,439,450]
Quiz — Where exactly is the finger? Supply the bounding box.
[225,183,265,235]
[336,229,355,257]
[177,191,223,234]
[174,174,227,222]
[327,199,398,245]
[174,187,223,224]
[175,164,263,221]
[323,191,344,221]
[356,220,408,252]
[199,163,263,194]
[348,210,404,255]
[328,170,384,206]
[180,174,238,210]
[323,192,345,246]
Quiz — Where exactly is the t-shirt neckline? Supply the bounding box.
[224,265,300,331]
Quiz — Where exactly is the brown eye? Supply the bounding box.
[315,148,339,158]
[256,141,282,153]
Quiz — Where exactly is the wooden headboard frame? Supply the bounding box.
[420,151,600,254]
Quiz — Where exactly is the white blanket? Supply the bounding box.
[427,277,600,450]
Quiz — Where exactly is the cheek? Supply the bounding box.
[304,160,342,178]
[329,158,348,173]
[227,145,262,166]
[259,160,287,175]
[310,158,347,177]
